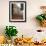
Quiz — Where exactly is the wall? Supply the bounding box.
[0,0,46,42]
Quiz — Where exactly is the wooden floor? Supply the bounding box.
[14,43,46,46]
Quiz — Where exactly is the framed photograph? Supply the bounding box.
[9,1,26,22]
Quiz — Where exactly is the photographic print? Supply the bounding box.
[9,1,26,22]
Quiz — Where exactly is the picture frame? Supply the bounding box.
[9,1,26,22]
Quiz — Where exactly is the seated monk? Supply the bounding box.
[0,35,6,44]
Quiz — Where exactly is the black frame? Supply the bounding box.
[9,1,26,22]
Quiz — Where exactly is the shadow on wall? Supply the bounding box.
[30,16,40,27]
